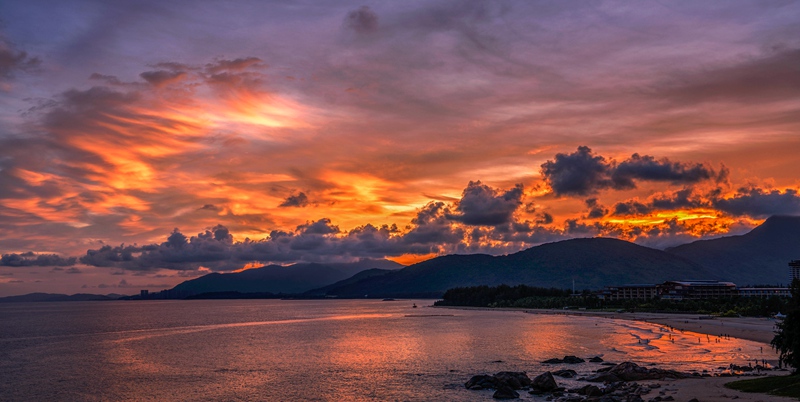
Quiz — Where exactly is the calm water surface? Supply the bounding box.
[0,300,772,401]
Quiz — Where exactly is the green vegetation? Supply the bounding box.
[434,284,789,317]
[772,279,800,373]
[725,375,800,398]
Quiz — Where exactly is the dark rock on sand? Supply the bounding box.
[552,369,578,378]
[494,372,532,390]
[589,356,604,362]
[492,385,519,399]
[465,374,498,390]
[465,371,531,392]
[586,371,622,383]
[542,358,564,364]
[575,384,604,396]
[531,371,559,392]
[607,362,685,381]
[563,355,586,364]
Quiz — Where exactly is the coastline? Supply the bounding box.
[434,306,780,344]
[435,306,797,401]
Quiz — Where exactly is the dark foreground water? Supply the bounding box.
[0,300,771,401]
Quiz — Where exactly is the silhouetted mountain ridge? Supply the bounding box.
[171,259,403,295]
[666,215,800,286]
[311,238,714,298]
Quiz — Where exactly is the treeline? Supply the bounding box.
[434,284,576,307]
[434,284,790,316]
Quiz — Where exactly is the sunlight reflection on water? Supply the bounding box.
[0,300,775,401]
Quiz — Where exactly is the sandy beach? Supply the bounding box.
[436,306,797,401]
[525,309,781,344]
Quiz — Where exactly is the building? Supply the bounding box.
[598,284,658,300]
[737,287,791,298]
[659,280,737,300]
[790,260,800,283]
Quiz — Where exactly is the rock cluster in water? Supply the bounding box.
[464,361,690,401]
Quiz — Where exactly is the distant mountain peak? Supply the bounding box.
[666,215,800,286]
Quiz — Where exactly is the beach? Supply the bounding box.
[438,306,796,401]
[525,309,781,344]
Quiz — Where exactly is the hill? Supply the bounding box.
[171,259,403,295]
[313,237,714,298]
[666,215,800,286]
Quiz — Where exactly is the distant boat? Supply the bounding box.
[382,298,396,301]
[412,303,417,308]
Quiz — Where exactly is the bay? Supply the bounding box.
[0,300,771,401]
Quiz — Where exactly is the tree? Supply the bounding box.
[772,278,800,373]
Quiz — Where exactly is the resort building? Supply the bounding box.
[599,280,740,300]
[598,284,658,300]
[658,280,737,300]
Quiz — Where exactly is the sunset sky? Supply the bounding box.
[1,1,800,296]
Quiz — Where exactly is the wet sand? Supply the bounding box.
[525,309,780,344]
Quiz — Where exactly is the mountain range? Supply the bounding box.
[666,215,800,286]
[174,215,800,298]
[171,259,403,295]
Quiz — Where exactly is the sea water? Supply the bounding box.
[0,300,772,401]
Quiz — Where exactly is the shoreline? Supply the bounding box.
[437,306,797,401]
[434,305,780,344]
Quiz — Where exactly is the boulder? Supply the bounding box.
[589,356,604,362]
[542,358,563,364]
[531,371,559,392]
[552,369,578,378]
[465,374,498,390]
[586,372,622,383]
[576,384,604,396]
[608,362,685,381]
[494,372,532,390]
[492,385,519,399]
[562,355,586,364]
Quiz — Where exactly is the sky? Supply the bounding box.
[1,0,800,296]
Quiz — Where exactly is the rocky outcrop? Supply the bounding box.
[607,362,686,381]
[465,374,499,390]
[494,372,532,389]
[542,355,587,364]
[465,371,532,391]
[552,369,578,378]
[492,385,519,399]
[530,371,559,392]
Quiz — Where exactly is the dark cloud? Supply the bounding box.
[585,198,607,219]
[204,57,262,74]
[0,36,40,82]
[541,147,722,197]
[612,154,719,189]
[139,70,186,87]
[0,252,77,267]
[536,212,554,225]
[712,187,800,218]
[540,146,613,196]
[279,192,309,208]
[445,181,523,226]
[345,6,379,34]
[613,188,705,216]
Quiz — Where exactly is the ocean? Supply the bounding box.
[0,299,771,401]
